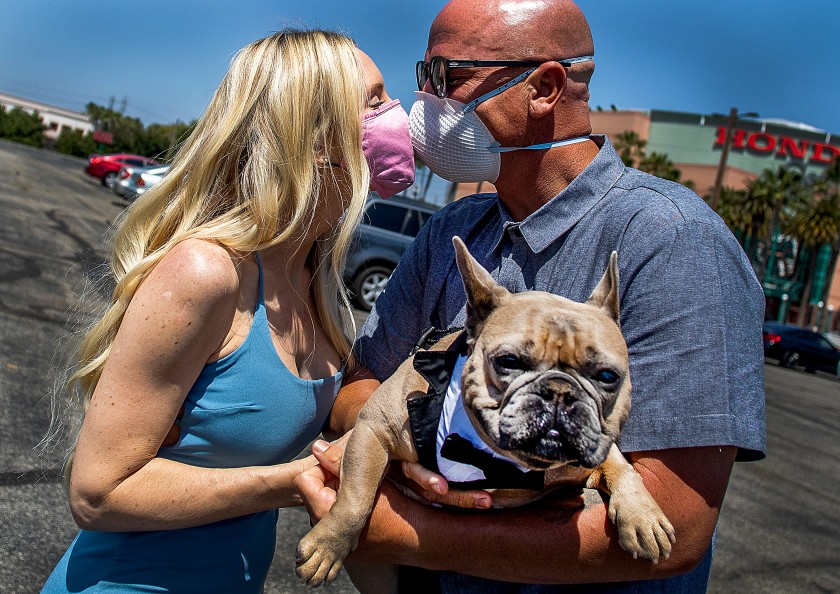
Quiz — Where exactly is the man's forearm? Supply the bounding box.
[350,446,735,584]
[325,367,380,438]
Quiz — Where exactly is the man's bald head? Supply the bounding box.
[429,0,594,62]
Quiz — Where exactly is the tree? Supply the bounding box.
[141,121,196,161]
[0,106,46,147]
[613,130,646,167]
[784,173,840,326]
[739,167,805,281]
[55,128,97,157]
[814,156,840,312]
[612,130,693,189]
[715,186,750,243]
[85,102,145,154]
[638,151,692,187]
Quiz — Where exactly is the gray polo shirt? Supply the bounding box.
[356,136,766,461]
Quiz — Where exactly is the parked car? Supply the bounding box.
[120,165,171,202]
[112,165,144,199]
[762,321,840,375]
[85,153,160,188]
[344,194,440,311]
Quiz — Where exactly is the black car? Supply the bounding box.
[345,194,440,311]
[762,321,840,376]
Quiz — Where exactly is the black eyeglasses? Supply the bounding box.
[415,56,593,98]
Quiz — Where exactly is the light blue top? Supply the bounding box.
[43,254,341,593]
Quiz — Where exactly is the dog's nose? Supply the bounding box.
[543,377,579,407]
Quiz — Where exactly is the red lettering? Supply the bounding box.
[748,132,776,153]
[778,137,809,159]
[810,143,840,165]
[714,128,747,149]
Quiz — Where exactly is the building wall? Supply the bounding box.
[589,109,650,141]
[647,110,838,187]
[0,92,92,140]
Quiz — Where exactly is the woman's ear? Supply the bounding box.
[528,62,566,119]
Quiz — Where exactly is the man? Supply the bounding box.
[298,0,765,591]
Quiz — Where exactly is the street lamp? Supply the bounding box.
[709,107,760,211]
[777,293,789,324]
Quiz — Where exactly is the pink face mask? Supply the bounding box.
[362,99,415,199]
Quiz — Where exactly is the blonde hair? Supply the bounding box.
[62,29,370,477]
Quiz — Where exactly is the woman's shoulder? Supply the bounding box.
[141,239,244,310]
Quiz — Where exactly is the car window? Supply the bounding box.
[402,209,422,237]
[125,158,146,167]
[816,336,834,350]
[364,203,410,235]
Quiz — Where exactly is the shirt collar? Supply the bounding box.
[491,135,625,254]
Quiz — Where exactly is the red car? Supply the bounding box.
[85,153,160,188]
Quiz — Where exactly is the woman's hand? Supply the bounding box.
[295,437,492,524]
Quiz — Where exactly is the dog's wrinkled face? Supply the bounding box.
[452,237,631,470]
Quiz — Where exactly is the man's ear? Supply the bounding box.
[453,236,510,339]
[528,62,567,118]
[585,251,621,326]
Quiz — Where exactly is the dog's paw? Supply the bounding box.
[609,494,676,563]
[295,523,354,588]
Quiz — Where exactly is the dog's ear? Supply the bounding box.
[453,236,510,338]
[586,251,621,326]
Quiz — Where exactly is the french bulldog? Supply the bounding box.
[296,236,675,589]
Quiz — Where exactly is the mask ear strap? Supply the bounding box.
[463,67,537,113]
[488,135,591,153]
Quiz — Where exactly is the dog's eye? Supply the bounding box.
[495,354,529,371]
[595,369,620,384]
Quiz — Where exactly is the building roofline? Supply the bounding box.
[0,91,90,121]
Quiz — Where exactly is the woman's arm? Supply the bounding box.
[69,240,313,532]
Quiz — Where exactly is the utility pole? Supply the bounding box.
[710,107,738,211]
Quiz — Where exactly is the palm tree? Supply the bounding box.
[715,186,750,245]
[638,152,686,184]
[785,177,840,326]
[745,167,805,282]
[613,130,646,167]
[815,156,840,310]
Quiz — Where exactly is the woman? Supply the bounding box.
[43,29,414,593]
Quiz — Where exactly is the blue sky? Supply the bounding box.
[2,1,838,134]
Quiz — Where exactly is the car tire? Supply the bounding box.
[102,171,117,188]
[781,350,800,369]
[351,265,393,311]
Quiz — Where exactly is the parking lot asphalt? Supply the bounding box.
[1,139,838,593]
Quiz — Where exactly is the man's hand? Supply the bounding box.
[294,438,493,523]
[397,461,492,509]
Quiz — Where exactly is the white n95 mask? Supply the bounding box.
[409,91,502,183]
[409,61,593,184]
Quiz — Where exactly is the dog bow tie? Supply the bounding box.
[440,433,545,490]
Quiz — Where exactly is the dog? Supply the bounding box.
[296,236,675,589]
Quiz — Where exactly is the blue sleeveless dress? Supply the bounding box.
[43,254,342,593]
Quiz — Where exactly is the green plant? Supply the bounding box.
[0,106,46,147]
